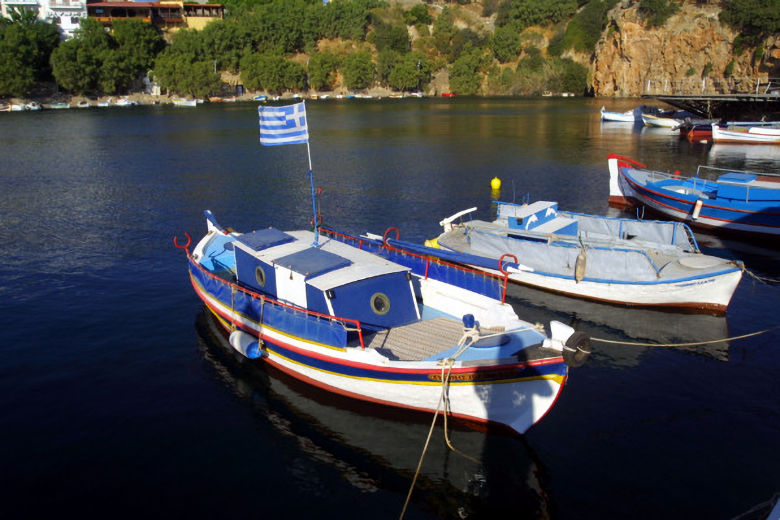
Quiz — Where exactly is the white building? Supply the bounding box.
[1,0,87,39]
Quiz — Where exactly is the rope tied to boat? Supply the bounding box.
[744,267,780,285]
[590,325,779,348]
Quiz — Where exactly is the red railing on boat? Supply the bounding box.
[319,227,513,304]
[174,234,366,349]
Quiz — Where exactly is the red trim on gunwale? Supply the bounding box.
[207,306,567,433]
[621,169,780,221]
[191,273,566,377]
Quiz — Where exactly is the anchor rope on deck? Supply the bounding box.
[591,325,779,348]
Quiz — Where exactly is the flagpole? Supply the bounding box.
[303,101,319,246]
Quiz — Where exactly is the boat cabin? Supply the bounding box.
[229,228,420,329]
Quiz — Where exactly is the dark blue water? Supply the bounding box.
[1,99,778,519]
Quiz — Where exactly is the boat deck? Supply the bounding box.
[366,317,468,360]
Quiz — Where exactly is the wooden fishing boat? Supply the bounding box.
[176,210,584,435]
[608,153,780,236]
[383,201,743,313]
[641,113,682,128]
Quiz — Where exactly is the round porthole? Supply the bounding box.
[255,266,266,287]
[370,292,390,315]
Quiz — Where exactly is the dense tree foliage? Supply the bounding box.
[387,50,430,91]
[720,0,780,48]
[490,26,521,63]
[342,51,375,89]
[496,0,578,31]
[50,18,163,95]
[638,0,680,28]
[558,0,618,54]
[449,45,487,95]
[153,29,221,97]
[0,8,60,97]
[307,51,341,91]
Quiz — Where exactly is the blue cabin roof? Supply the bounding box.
[236,227,294,251]
[275,248,352,278]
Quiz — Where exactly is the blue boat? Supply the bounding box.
[608,153,780,237]
[176,210,586,435]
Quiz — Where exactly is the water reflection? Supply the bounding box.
[195,310,552,519]
[504,284,731,366]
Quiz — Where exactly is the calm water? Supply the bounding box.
[1,99,778,519]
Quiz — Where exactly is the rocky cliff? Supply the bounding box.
[591,2,778,96]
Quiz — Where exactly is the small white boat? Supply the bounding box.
[48,103,70,110]
[114,97,136,107]
[25,102,41,111]
[711,122,780,144]
[600,106,635,122]
[77,100,91,108]
[172,98,197,107]
[641,113,682,128]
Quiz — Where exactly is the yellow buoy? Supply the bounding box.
[490,177,501,190]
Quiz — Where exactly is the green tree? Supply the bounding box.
[376,49,400,84]
[404,4,432,26]
[449,45,486,95]
[111,19,164,73]
[720,0,780,47]
[307,51,341,91]
[638,0,680,28]
[153,29,220,96]
[0,8,59,97]
[491,26,521,63]
[387,51,430,91]
[559,0,618,54]
[342,51,375,90]
[50,19,112,94]
[368,19,409,53]
[496,0,578,30]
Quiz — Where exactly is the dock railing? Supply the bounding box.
[642,77,780,96]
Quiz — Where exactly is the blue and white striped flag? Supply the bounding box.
[258,101,309,146]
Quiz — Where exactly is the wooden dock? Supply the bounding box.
[643,93,780,121]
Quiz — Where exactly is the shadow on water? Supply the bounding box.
[194,309,554,520]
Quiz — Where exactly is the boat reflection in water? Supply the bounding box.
[195,310,553,519]
[503,283,731,366]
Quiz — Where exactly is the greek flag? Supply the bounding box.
[258,101,309,146]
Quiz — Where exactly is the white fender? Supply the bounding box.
[542,321,575,352]
[229,330,263,359]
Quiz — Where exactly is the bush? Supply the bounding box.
[559,0,619,54]
[491,26,521,63]
[496,0,578,30]
[638,0,680,28]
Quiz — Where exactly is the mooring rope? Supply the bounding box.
[591,325,779,348]
[399,361,454,520]
[744,268,780,285]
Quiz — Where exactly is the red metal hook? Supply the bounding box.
[382,227,400,246]
[498,253,518,276]
[173,232,191,250]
